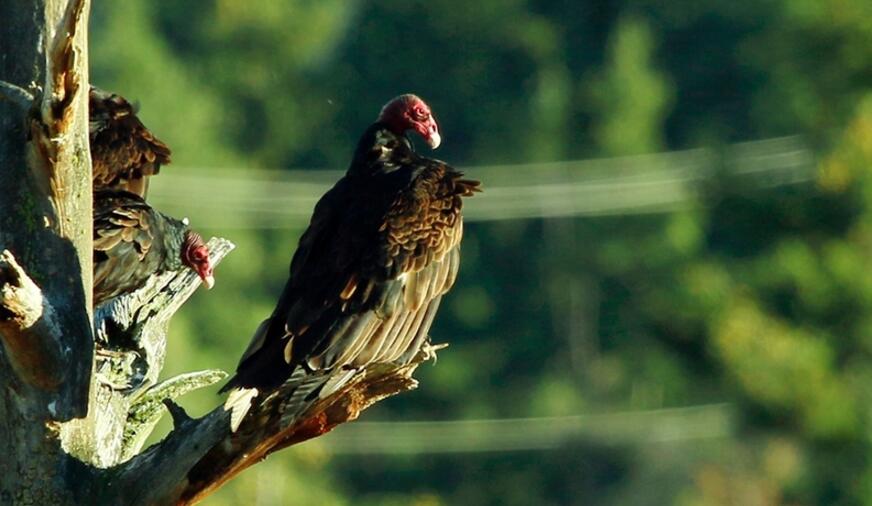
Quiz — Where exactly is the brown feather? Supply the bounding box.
[339,275,358,300]
[89,87,172,198]
[353,309,402,366]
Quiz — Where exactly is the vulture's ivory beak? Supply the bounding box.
[427,129,442,150]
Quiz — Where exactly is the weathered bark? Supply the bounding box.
[0,2,435,504]
[0,0,92,421]
[0,1,94,504]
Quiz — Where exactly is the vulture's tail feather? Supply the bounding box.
[279,370,333,426]
[319,369,358,400]
[224,387,259,432]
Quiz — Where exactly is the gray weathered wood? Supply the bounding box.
[59,237,235,468]
[0,1,94,503]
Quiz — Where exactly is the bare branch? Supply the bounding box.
[0,249,67,391]
[108,345,442,505]
[122,369,227,461]
[162,399,195,429]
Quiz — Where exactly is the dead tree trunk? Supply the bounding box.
[0,2,432,504]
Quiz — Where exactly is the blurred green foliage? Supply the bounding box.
[90,0,872,504]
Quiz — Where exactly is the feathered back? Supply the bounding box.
[93,190,188,305]
[89,87,171,198]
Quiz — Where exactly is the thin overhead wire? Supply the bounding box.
[317,403,734,455]
[148,135,815,228]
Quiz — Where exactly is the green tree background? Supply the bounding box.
[89,1,872,504]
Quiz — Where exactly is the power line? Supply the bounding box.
[147,135,814,228]
[317,403,734,455]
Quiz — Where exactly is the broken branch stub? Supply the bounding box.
[0,249,67,390]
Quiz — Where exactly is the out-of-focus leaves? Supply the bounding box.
[713,297,857,438]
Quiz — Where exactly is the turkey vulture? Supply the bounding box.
[221,94,480,430]
[93,190,214,306]
[89,87,171,198]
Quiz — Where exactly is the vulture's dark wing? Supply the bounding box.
[223,158,479,393]
[93,191,184,306]
[89,87,171,198]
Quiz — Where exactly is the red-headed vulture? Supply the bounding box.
[221,94,480,430]
[93,190,214,306]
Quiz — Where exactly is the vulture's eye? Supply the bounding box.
[411,106,427,120]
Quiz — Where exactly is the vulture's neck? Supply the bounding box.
[347,123,415,178]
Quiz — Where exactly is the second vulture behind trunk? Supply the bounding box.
[93,190,214,307]
[89,86,171,198]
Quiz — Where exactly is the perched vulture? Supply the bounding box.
[93,190,214,306]
[89,87,171,197]
[221,94,480,430]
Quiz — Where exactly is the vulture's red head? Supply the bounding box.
[182,231,214,289]
[378,94,441,149]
